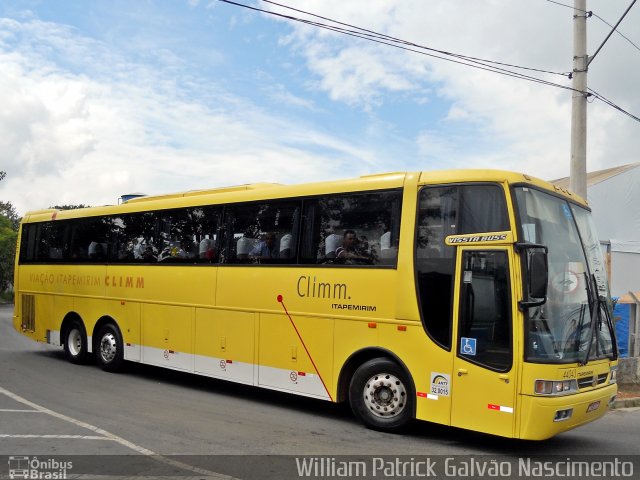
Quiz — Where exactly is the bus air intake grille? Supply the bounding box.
[577,376,594,389]
[22,294,36,331]
[577,374,608,389]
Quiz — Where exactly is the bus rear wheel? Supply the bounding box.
[63,320,88,364]
[96,323,125,372]
[349,358,414,432]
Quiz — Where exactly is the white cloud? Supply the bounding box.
[266,0,640,178]
[0,16,379,215]
[302,43,419,108]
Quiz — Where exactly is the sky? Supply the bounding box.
[1,0,639,216]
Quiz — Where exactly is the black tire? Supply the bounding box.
[63,319,88,364]
[349,358,414,432]
[95,323,125,372]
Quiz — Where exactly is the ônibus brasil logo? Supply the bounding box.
[8,456,72,480]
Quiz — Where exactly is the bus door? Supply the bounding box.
[450,246,517,437]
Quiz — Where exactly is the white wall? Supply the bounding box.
[587,166,640,298]
[611,251,640,298]
[588,167,640,252]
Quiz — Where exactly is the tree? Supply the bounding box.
[0,171,19,293]
[0,201,19,230]
[50,204,90,210]
[0,215,17,292]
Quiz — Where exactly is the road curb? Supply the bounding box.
[612,396,640,409]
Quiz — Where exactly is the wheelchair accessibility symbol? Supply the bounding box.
[461,337,477,356]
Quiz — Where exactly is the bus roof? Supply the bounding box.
[418,169,583,204]
[22,169,584,223]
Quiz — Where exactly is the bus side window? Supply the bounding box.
[221,201,300,265]
[30,221,66,262]
[68,217,110,262]
[19,224,37,263]
[300,190,402,267]
[158,209,197,263]
[191,206,219,263]
[109,212,158,262]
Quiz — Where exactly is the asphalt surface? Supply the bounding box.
[1,303,639,478]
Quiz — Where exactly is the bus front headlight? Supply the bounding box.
[534,379,578,395]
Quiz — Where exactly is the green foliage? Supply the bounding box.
[0,201,19,230]
[0,171,19,293]
[50,204,90,210]
[0,214,17,292]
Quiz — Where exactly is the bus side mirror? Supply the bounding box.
[517,243,548,309]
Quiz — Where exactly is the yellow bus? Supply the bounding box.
[13,170,618,440]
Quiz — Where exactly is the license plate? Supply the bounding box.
[587,400,601,412]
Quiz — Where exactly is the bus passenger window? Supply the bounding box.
[19,223,39,263]
[191,207,219,263]
[68,217,111,262]
[109,212,158,262]
[221,201,299,265]
[39,221,68,261]
[158,209,196,262]
[300,190,402,267]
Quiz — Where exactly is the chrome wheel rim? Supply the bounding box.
[100,332,117,363]
[68,328,83,357]
[363,372,407,418]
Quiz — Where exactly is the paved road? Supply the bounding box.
[1,304,639,478]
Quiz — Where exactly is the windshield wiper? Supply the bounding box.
[580,274,600,366]
[573,303,587,355]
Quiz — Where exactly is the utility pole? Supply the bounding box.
[569,0,588,199]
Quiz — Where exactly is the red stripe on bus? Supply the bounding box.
[278,295,334,402]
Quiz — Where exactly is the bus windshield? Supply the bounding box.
[514,187,615,364]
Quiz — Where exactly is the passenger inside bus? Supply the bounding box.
[249,232,279,259]
[335,230,370,263]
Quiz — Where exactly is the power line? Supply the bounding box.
[544,0,640,53]
[218,0,575,92]
[593,13,640,52]
[588,0,638,66]
[217,0,640,124]
[545,0,589,14]
[590,12,640,53]
[589,88,640,123]
[261,0,570,78]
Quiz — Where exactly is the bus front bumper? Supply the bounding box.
[519,384,617,440]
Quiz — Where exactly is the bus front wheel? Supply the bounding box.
[96,323,125,372]
[63,320,88,364]
[349,358,414,432]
